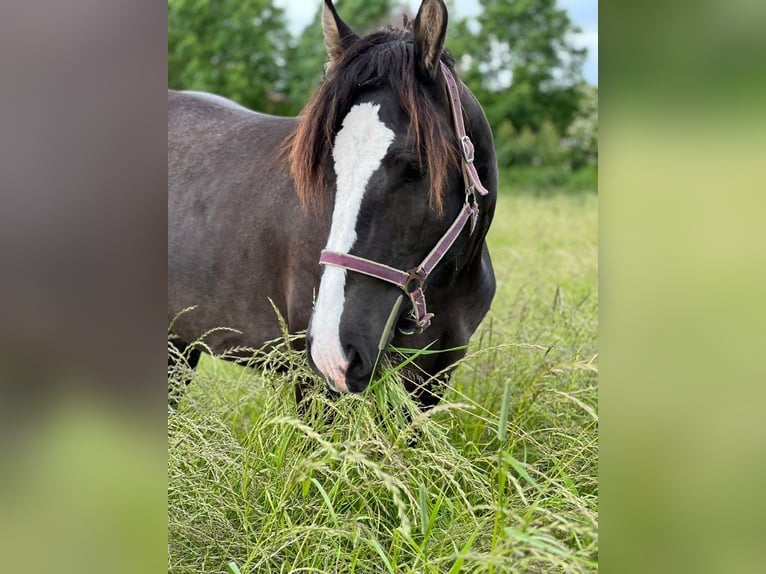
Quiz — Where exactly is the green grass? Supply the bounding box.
[168,191,598,573]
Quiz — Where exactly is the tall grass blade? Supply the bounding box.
[366,537,395,574]
[419,483,428,537]
[448,524,484,574]
[503,527,573,559]
[379,295,404,352]
[502,452,543,493]
[497,379,512,442]
[309,477,340,528]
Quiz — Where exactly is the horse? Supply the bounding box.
[168,0,497,410]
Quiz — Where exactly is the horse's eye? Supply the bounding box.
[403,161,426,181]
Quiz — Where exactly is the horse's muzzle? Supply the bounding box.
[306,334,374,394]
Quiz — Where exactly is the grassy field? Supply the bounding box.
[168,190,598,573]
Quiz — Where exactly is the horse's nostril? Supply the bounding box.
[344,345,370,385]
[345,346,362,373]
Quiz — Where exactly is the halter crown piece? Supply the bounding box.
[319,62,489,335]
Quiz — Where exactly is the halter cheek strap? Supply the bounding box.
[319,63,488,334]
[441,62,489,199]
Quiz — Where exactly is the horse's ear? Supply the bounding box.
[413,0,448,79]
[322,0,358,67]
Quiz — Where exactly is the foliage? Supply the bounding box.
[446,0,592,173]
[496,119,568,168]
[168,193,598,572]
[450,0,587,135]
[565,84,599,170]
[168,0,294,114]
[494,110,599,191]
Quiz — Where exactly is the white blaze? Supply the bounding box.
[309,102,394,392]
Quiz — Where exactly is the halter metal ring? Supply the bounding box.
[404,269,425,293]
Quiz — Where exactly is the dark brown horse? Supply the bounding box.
[168,0,497,409]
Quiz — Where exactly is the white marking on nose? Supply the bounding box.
[309,102,394,392]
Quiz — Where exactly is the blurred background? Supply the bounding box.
[168,0,598,195]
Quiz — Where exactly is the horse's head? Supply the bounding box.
[292,0,496,394]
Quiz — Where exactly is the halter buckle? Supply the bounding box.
[460,135,475,164]
[398,309,433,336]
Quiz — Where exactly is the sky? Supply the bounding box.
[274,0,598,84]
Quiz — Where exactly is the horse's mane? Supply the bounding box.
[287,25,460,216]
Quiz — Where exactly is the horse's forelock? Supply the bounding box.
[287,27,459,216]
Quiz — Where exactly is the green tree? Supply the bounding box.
[566,84,598,169]
[168,0,293,114]
[449,0,587,141]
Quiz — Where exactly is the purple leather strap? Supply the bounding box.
[319,250,436,331]
[319,201,476,333]
[440,62,489,197]
[416,202,477,277]
[407,287,433,331]
[320,203,475,291]
[319,251,410,287]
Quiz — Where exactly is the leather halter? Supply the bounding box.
[319,62,489,334]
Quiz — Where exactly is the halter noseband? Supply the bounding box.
[319,62,489,335]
